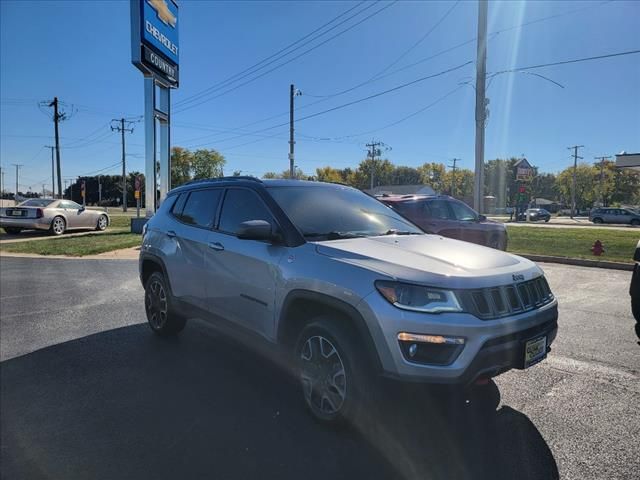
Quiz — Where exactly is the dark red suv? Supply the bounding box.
[379,195,508,250]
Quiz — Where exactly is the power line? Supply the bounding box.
[174,1,398,114]
[173,1,370,108]
[490,49,640,76]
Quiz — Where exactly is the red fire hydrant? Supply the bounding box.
[591,240,605,256]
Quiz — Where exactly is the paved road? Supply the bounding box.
[1,258,638,479]
[489,217,640,231]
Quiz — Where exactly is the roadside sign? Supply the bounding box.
[134,191,141,199]
[131,0,179,87]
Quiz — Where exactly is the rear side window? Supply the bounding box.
[218,189,274,235]
[178,189,222,228]
[171,193,187,217]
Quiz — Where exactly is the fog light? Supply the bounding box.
[408,344,418,357]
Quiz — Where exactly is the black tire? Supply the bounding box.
[50,216,66,236]
[544,217,550,223]
[144,271,186,336]
[593,217,603,224]
[294,315,373,427]
[95,214,108,231]
[631,219,640,226]
[3,227,22,235]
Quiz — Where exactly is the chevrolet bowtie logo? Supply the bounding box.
[147,0,177,28]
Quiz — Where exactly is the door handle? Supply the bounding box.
[166,230,176,238]
[208,242,224,251]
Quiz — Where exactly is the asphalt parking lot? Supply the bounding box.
[1,257,638,479]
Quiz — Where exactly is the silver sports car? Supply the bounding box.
[0,199,110,235]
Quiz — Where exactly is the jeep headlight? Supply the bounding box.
[375,281,462,314]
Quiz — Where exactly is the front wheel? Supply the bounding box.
[50,216,66,236]
[593,217,603,224]
[95,214,108,231]
[295,316,372,426]
[3,227,22,235]
[144,271,186,336]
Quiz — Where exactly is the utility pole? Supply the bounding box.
[48,97,65,198]
[45,146,55,198]
[448,158,460,197]
[366,141,382,190]
[289,84,302,178]
[111,118,135,211]
[595,155,612,206]
[11,164,23,198]
[567,145,584,218]
[473,0,488,213]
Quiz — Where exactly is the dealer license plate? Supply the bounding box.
[10,210,23,216]
[524,336,547,368]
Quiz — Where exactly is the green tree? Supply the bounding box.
[444,168,474,200]
[555,163,597,210]
[391,166,421,185]
[531,172,557,201]
[191,149,225,179]
[417,162,447,193]
[315,166,344,183]
[171,147,192,187]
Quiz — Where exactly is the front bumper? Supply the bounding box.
[0,217,50,230]
[358,291,558,385]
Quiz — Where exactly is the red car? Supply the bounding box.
[379,195,508,250]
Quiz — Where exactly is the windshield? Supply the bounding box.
[268,185,423,239]
[18,199,54,207]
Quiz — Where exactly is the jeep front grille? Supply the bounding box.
[459,276,554,320]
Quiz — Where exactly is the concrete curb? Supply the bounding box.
[0,247,140,261]
[520,253,634,271]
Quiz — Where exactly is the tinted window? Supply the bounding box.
[219,189,274,234]
[268,185,421,238]
[179,189,221,228]
[449,201,477,221]
[171,193,187,218]
[19,199,54,207]
[424,200,452,220]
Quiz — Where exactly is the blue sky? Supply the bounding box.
[1,0,639,194]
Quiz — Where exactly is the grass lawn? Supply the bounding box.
[0,232,141,256]
[108,215,135,229]
[506,226,639,264]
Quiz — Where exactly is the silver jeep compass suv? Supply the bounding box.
[140,177,558,424]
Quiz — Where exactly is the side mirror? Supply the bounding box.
[477,214,487,221]
[237,220,274,241]
[79,206,85,212]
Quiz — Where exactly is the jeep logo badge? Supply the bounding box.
[513,274,525,282]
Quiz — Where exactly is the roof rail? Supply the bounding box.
[183,176,263,186]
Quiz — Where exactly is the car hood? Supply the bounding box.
[315,234,541,289]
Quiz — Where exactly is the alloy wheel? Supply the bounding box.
[145,280,168,330]
[53,218,65,235]
[98,216,108,230]
[300,335,347,415]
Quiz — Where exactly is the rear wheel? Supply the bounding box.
[295,316,373,427]
[631,219,640,226]
[3,227,22,235]
[593,217,603,224]
[50,216,66,236]
[144,271,186,336]
[95,214,108,231]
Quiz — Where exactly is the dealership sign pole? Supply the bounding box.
[130,0,179,218]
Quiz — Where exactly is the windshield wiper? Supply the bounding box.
[383,229,422,236]
[304,231,366,240]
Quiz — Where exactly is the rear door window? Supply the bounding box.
[178,189,222,228]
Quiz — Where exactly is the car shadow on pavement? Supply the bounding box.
[0,322,558,480]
